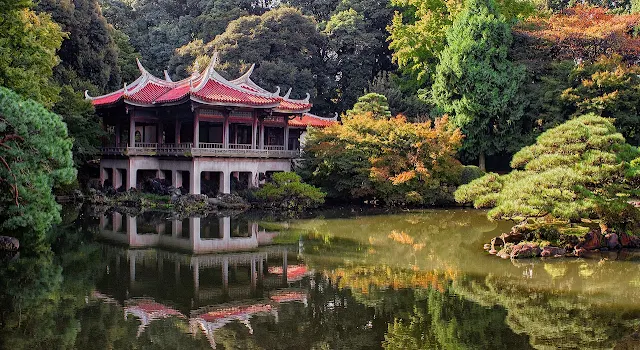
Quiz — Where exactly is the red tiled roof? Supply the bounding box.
[126,82,172,104]
[192,79,280,106]
[91,90,124,106]
[88,56,314,112]
[288,113,336,128]
[278,99,312,112]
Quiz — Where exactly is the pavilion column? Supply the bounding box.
[175,120,181,144]
[115,122,121,146]
[172,219,182,237]
[113,168,122,189]
[223,114,230,149]
[157,123,164,145]
[193,113,200,148]
[189,160,201,194]
[127,159,137,190]
[252,115,258,149]
[284,121,290,151]
[259,121,265,149]
[172,170,183,188]
[129,117,136,147]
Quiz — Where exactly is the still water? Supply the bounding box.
[2,207,640,349]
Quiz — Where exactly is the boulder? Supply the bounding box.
[620,232,640,248]
[501,232,525,244]
[541,246,566,258]
[497,243,514,259]
[605,233,620,250]
[510,242,541,259]
[0,236,19,251]
[576,229,603,250]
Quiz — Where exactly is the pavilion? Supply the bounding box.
[88,53,334,194]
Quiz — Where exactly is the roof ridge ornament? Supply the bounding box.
[271,86,280,97]
[163,70,173,82]
[283,87,292,99]
[136,57,148,75]
[84,90,92,99]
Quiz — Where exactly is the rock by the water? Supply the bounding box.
[541,246,566,258]
[0,236,19,251]
[620,232,640,248]
[501,232,525,244]
[577,229,603,250]
[605,233,620,250]
[510,242,541,259]
[497,243,514,259]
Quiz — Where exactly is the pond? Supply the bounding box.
[2,207,640,349]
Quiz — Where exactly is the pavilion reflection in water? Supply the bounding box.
[95,213,310,349]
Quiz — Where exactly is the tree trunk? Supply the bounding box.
[479,152,486,172]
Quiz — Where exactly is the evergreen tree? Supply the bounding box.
[430,0,526,170]
[0,1,64,107]
[37,0,121,94]
[0,88,75,248]
[455,114,640,225]
[346,93,393,119]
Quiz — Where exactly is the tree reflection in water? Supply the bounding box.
[2,208,640,349]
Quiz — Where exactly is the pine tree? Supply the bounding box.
[430,0,525,170]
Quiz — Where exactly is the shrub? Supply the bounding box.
[460,165,485,184]
[255,172,326,212]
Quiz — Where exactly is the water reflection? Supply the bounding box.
[3,209,640,349]
[98,212,278,253]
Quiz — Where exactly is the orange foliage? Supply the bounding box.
[515,6,640,62]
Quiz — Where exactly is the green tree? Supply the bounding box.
[0,1,64,107]
[37,0,121,94]
[324,9,380,113]
[255,172,326,212]
[0,88,75,247]
[388,0,534,88]
[455,114,640,225]
[346,93,393,119]
[430,0,526,170]
[368,72,432,120]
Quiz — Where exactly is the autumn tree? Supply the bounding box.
[455,114,640,227]
[0,0,64,107]
[301,113,463,206]
[0,88,75,248]
[430,0,526,170]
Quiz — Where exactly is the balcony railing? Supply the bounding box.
[102,143,300,158]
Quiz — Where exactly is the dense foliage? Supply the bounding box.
[455,114,640,227]
[301,112,463,206]
[430,0,526,169]
[255,172,326,211]
[0,88,75,248]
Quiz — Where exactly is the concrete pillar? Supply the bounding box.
[189,161,201,194]
[193,114,200,148]
[190,217,200,252]
[129,117,136,147]
[172,220,182,237]
[112,168,123,189]
[172,171,183,188]
[175,120,181,144]
[222,216,231,241]
[156,169,165,180]
[248,172,259,189]
[126,215,137,244]
[126,161,137,190]
[219,172,230,194]
[100,166,108,186]
[223,115,230,148]
[113,212,123,232]
[284,123,290,150]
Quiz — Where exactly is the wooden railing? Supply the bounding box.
[229,143,252,150]
[102,143,301,158]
